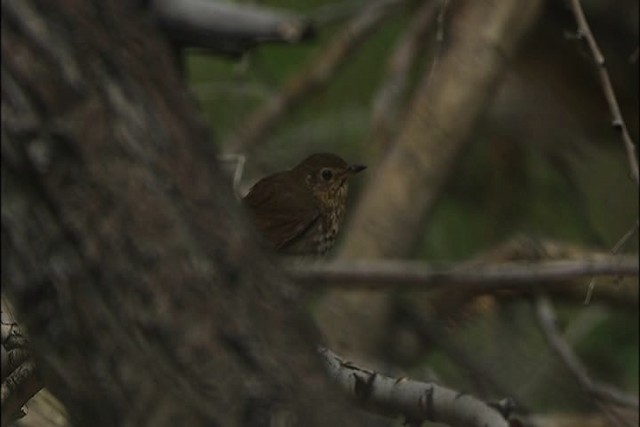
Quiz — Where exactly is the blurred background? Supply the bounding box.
[186,0,638,424]
[189,0,637,256]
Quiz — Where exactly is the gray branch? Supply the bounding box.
[291,257,638,290]
[567,0,639,187]
[150,0,313,55]
[320,348,511,427]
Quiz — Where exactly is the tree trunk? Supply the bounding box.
[1,1,354,425]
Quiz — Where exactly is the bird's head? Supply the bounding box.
[293,153,366,206]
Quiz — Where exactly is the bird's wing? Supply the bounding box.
[243,172,320,250]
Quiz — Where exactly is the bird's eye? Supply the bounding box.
[321,168,333,181]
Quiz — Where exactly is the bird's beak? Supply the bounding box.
[348,164,367,174]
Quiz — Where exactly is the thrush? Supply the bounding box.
[243,153,366,256]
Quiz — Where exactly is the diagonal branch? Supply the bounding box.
[225,0,403,154]
[567,0,639,187]
[371,0,442,152]
[584,220,639,304]
[320,347,512,427]
[535,295,639,410]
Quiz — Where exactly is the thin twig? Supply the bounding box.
[291,257,638,290]
[610,221,640,254]
[423,0,449,93]
[584,220,639,304]
[535,295,639,410]
[568,0,639,186]
[218,153,246,197]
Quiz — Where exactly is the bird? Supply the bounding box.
[243,153,366,256]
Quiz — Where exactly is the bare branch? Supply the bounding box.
[585,220,639,304]
[567,0,639,186]
[320,347,510,427]
[371,0,441,152]
[535,295,639,410]
[226,0,403,154]
[292,257,638,290]
[610,221,640,255]
[217,153,246,197]
[150,0,313,56]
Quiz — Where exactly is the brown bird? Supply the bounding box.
[243,153,366,256]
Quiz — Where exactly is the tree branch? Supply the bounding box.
[151,0,314,56]
[535,295,639,410]
[225,0,403,154]
[292,257,638,290]
[319,347,511,427]
[585,220,639,304]
[567,0,639,187]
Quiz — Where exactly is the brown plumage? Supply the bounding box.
[243,153,366,256]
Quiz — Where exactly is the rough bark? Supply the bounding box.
[314,0,544,358]
[1,1,355,425]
